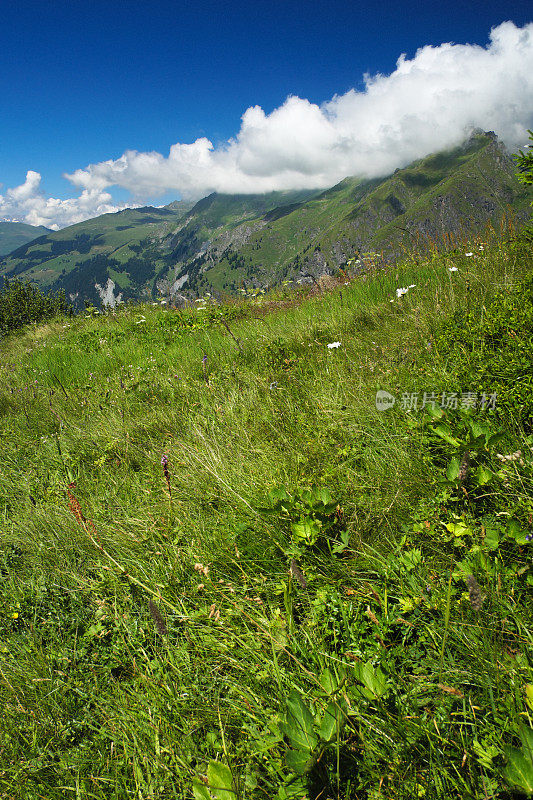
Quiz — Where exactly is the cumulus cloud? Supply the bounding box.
[2,21,533,229]
[0,170,136,230]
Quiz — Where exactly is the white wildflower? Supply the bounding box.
[327,341,341,349]
[449,267,458,272]
[465,252,474,257]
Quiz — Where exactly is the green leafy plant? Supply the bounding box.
[261,485,340,555]
[503,724,533,797]
[193,761,237,800]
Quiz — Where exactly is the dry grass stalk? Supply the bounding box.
[148,599,168,636]
[459,450,471,484]
[66,482,102,549]
[289,559,307,589]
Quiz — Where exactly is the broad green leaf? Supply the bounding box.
[484,527,500,550]
[487,432,506,448]
[268,486,292,508]
[280,690,318,753]
[522,725,533,755]
[445,522,472,538]
[319,668,337,695]
[291,519,320,545]
[400,548,422,570]
[318,701,338,743]
[317,488,333,506]
[206,762,236,799]
[526,685,533,712]
[469,421,488,441]
[446,457,461,481]
[507,519,523,540]
[474,465,493,486]
[285,747,317,775]
[192,778,212,800]
[352,660,388,699]
[433,425,461,446]
[276,778,309,799]
[503,745,533,796]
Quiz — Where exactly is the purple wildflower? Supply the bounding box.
[161,454,171,498]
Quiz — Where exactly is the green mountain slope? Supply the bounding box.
[0,203,194,305]
[153,131,533,296]
[2,131,531,306]
[0,222,51,256]
[192,131,532,292]
[0,193,315,306]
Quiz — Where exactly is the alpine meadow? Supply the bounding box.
[1,7,533,800]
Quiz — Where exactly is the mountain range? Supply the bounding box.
[0,221,51,256]
[1,130,531,307]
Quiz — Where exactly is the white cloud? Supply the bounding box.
[2,21,533,229]
[0,170,136,230]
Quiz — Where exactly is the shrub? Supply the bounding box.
[0,277,70,337]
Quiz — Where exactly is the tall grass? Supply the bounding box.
[0,226,531,799]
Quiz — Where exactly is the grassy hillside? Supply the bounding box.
[0,223,532,799]
[0,204,194,305]
[0,222,51,256]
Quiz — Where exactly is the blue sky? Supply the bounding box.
[1,0,532,228]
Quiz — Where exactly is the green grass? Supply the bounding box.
[0,228,532,799]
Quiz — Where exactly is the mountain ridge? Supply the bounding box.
[0,221,52,256]
[1,131,531,306]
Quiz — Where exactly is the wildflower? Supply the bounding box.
[449,267,458,272]
[194,563,209,577]
[525,533,533,542]
[327,341,341,349]
[269,382,278,390]
[465,252,474,257]
[396,285,415,298]
[161,454,171,497]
